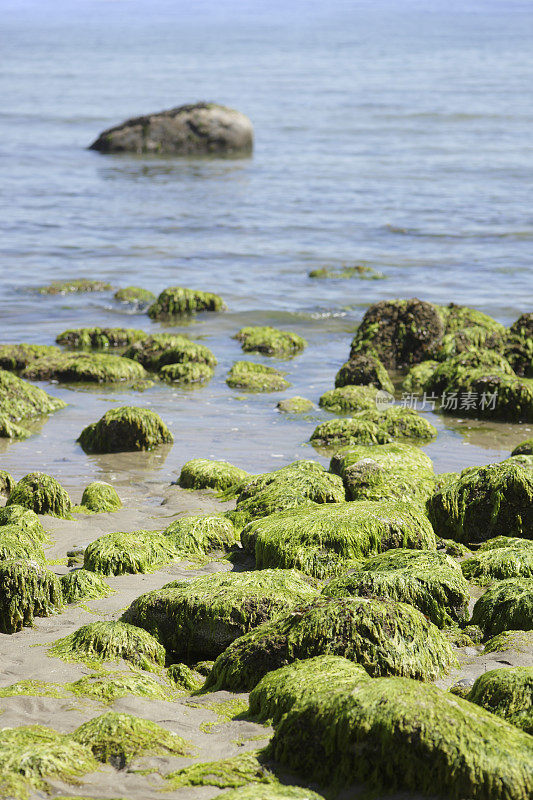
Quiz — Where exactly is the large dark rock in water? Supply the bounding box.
[89,102,253,156]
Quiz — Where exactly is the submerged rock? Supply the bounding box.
[235,326,306,357]
[0,469,14,496]
[0,560,62,633]
[0,368,66,438]
[122,569,318,660]
[80,481,122,513]
[0,343,61,372]
[84,529,177,575]
[177,457,249,491]
[277,396,314,413]
[226,361,290,392]
[471,578,533,637]
[221,785,326,800]
[48,620,165,670]
[334,354,394,394]
[160,361,214,384]
[114,285,156,307]
[309,264,384,280]
[322,548,469,627]
[267,676,533,800]
[426,461,533,543]
[205,596,457,691]
[34,278,113,294]
[60,569,113,604]
[56,327,147,349]
[319,384,380,414]
[90,102,253,156]
[241,500,436,578]
[7,472,72,518]
[78,406,173,453]
[467,666,533,734]
[147,286,226,318]
[123,332,216,370]
[21,351,147,383]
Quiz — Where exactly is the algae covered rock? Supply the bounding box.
[205,596,456,692]
[67,671,175,704]
[165,751,272,792]
[0,343,61,371]
[350,298,445,369]
[0,469,14,496]
[235,326,306,357]
[334,354,394,394]
[80,481,122,513]
[56,326,147,349]
[226,360,290,392]
[267,676,533,800]
[277,396,314,413]
[114,285,156,307]
[48,620,165,670]
[7,472,72,518]
[402,359,439,393]
[160,361,214,384]
[0,559,62,633]
[330,442,435,503]
[148,285,226,318]
[167,663,204,691]
[163,514,238,557]
[461,538,533,584]
[426,461,533,543]
[78,406,173,453]
[60,569,113,604]
[221,786,326,800]
[0,524,46,562]
[72,711,189,766]
[309,264,383,281]
[241,499,436,578]
[0,504,47,541]
[34,278,112,294]
[484,629,533,654]
[90,101,253,156]
[84,529,177,575]
[318,384,380,414]
[177,457,249,492]
[122,569,318,660]
[471,578,533,637]
[0,368,66,438]
[513,438,533,456]
[249,655,370,724]
[21,351,147,384]
[311,418,393,448]
[467,666,533,734]
[229,460,345,525]
[124,332,216,370]
[322,548,469,627]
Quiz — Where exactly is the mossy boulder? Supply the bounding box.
[48,620,165,670]
[163,514,238,557]
[226,361,290,392]
[34,278,112,294]
[83,530,177,575]
[78,406,173,453]
[471,579,533,637]
[205,597,457,692]
[0,505,47,541]
[349,298,445,369]
[334,354,394,394]
[467,666,532,734]
[80,481,122,513]
[21,351,147,384]
[439,303,503,335]
[72,711,189,767]
[513,438,533,456]
[177,457,249,491]
[311,407,436,448]
[0,524,46,563]
[461,539,533,584]
[426,461,533,543]
[229,460,345,526]
[318,385,379,414]
[277,396,314,413]
[56,327,147,349]
[60,569,113,604]
[122,569,318,661]
[0,724,98,798]
[330,442,435,503]
[160,361,214,384]
[7,472,72,518]
[267,676,533,800]
[124,332,216,370]
[114,285,156,307]
[148,286,226,318]
[241,499,436,578]
[249,655,370,724]
[0,343,61,372]
[484,629,533,653]
[235,326,306,357]
[0,368,66,437]
[0,560,62,633]
[0,469,14,496]
[322,548,469,627]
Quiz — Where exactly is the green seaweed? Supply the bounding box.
[165,752,272,791]
[0,343,61,372]
[177,457,249,492]
[163,514,238,557]
[60,569,113,604]
[34,278,112,294]
[56,327,147,349]
[80,481,122,513]
[461,539,533,584]
[235,326,306,357]
[483,629,533,654]
[277,396,314,413]
[471,578,533,637]
[221,785,325,800]
[114,286,156,306]
[148,286,226,318]
[318,385,380,414]
[309,264,384,281]
[48,620,165,670]
[512,438,533,456]
[0,368,66,438]
[0,560,62,633]
[83,529,177,575]
[160,361,214,384]
[167,663,204,691]
[0,525,46,563]
[78,406,173,453]
[401,359,439,393]
[68,671,176,704]
[21,352,147,383]
[334,354,394,394]
[226,361,290,392]
[124,332,217,370]
[467,666,532,734]
[7,472,72,518]
[0,505,47,541]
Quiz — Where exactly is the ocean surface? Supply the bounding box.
[1,0,532,492]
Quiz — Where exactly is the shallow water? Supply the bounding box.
[1,0,532,485]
